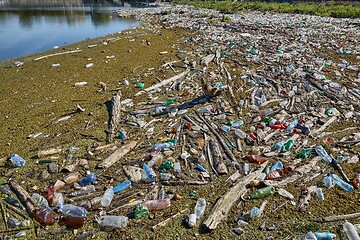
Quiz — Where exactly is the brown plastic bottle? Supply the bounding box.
[59,215,87,229]
[34,207,58,226]
[143,198,171,211]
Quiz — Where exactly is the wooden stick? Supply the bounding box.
[34,50,82,60]
[161,180,208,186]
[312,212,360,222]
[203,162,267,230]
[209,139,228,175]
[8,178,35,218]
[135,69,190,96]
[96,140,137,169]
[5,202,30,220]
[0,202,8,230]
[106,90,122,144]
[151,208,189,231]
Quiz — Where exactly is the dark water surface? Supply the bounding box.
[0,0,141,61]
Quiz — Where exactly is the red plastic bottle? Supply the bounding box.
[245,155,267,164]
[34,207,58,226]
[59,215,87,229]
[270,124,287,129]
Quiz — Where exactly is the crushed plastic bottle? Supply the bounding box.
[194,198,206,220]
[59,215,87,229]
[134,205,149,219]
[101,187,114,207]
[78,173,96,187]
[315,146,332,164]
[58,204,87,217]
[249,186,275,199]
[96,215,128,228]
[34,207,58,226]
[328,173,354,192]
[113,180,132,194]
[10,154,26,167]
[249,207,260,218]
[158,161,174,173]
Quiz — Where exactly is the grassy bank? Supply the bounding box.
[176,0,360,18]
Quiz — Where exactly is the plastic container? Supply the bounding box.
[58,204,87,217]
[250,186,275,199]
[315,146,332,164]
[10,154,26,167]
[113,180,132,194]
[34,207,58,226]
[343,222,360,240]
[101,187,114,207]
[194,198,206,220]
[78,173,96,187]
[96,215,128,228]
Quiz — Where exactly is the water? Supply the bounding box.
[0,0,142,62]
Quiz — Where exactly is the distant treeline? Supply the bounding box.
[176,0,360,18]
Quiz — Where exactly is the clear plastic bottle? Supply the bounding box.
[305,231,317,240]
[272,138,285,150]
[314,232,336,239]
[69,185,96,197]
[231,120,244,128]
[286,119,298,132]
[270,161,283,173]
[31,193,50,209]
[53,192,64,208]
[315,187,324,200]
[10,154,26,167]
[328,173,354,192]
[143,164,156,180]
[96,215,128,228]
[220,124,231,132]
[101,187,114,207]
[113,180,132,194]
[277,188,294,200]
[343,222,360,240]
[147,152,163,167]
[173,162,181,174]
[153,142,174,151]
[58,204,87,217]
[234,128,247,139]
[188,213,197,227]
[194,198,206,220]
[323,175,334,188]
[315,146,332,164]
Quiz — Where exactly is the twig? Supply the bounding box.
[151,208,189,231]
[312,212,360,222]
[0,202,8,230]
[5,202,30,220]
[34,50,82,60]
[8,178,35,218]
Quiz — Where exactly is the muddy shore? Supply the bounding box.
[0,3,359,240]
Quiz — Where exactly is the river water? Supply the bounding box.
[0,0,142,61]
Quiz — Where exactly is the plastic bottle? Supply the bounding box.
[234,128,247,138]
[296,149,313,159]
[153,142,174,151]
[69,185,96,197]
[59,215,87,229]
[249,186,275,199]
[314,232,336,239]
[10,154,26,167]
[188,213,197,227]
[52,192,64,208]
[220,124,231,133]
[246,155,267,164]
[160,173,173,180]
[113,180,132,194]
[270,161,283,173]
[34,207,58,226]
[78,173,96,187]
[194,198,206,220]
[96,215,128,228]
[143,198,171,211]
[305,231,317,240]
[5,195,24,209]
[277,188,294,200]
[58,204,87,217]
[162,100,174,106]
[31,193,50,209]
[315,146,332,164]
[343,222,360,240]
[147,152,163,167]
[280,140,294,152]
[323,175,334,188]
[286,119,298,132]
[134,206,149,219]
[143,164,156,180]
[101,187,114,207]
[173,162,181,174]
[328,173,354,192]
[231,120,244,128]
[0,185,12,195]
[158,161,174,173]
[196,163,207,172]
[242,163,249,175]
[213,113,226,120]
[316,187,324,200]
[272,138,285,150]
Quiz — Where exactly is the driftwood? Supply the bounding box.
[106,90,122,143]
[34,49,82,61]
[96,140,137,169]
[203,162,267,230]
[135,69,190,96]
[151,208,189,231]
[209,139,228,175]
[8,178,35,218]
[312,212,360,222]
[297,186,316,212]
[311,116,337,137]
[5,203,30,220]
[201,54,215,67]
[161,180,208,186]
[37,148,62,158]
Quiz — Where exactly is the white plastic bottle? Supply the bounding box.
[194,198,206,220]
[96,215,128,228]
[343,222,360,240]
[188,213,196,227]
[101,187,114,207]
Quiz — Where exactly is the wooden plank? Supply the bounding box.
[96,140,137,169]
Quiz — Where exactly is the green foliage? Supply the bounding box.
[175,0,360,18]
[221,14,232,23]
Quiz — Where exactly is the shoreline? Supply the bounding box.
[0,3,359,239]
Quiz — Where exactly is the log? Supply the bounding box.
[203,162,267,230]
[312,212,360,222]
[106,90,122,143]
[8,178,35,218]
[135,69,190,96]
[209,139,228,175]
[96,140,137,169]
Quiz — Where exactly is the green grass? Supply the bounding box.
[175,0,360,18]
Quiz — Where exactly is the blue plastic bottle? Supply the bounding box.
[328,173,353,192]
[315,146,332,164]
[286,119,298,132]
[143,164,155,180]
[58,204,87,217]
[314,231,336,240]
[153,142,174,151]
[113,180,132,194]
[78,173,96,186]
[10,154,26,167]
[269,161,283,173]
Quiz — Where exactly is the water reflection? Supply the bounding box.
[0,0,142,61]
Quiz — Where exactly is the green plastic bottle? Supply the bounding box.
[249,186,275,199]
[134,205,149,219]
[162,100,174,106]
[295,149,313,159]
[325,108,333,116]
[158,161,174,173]
[280,140,294,152]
